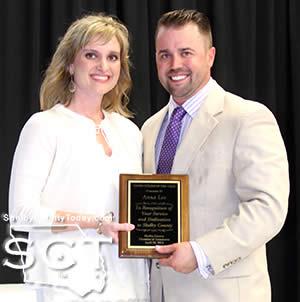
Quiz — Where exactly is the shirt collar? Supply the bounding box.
[167,77,216,119]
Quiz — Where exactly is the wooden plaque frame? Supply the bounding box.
[119,174,189,258]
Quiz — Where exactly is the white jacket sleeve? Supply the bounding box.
[9,113,56,228]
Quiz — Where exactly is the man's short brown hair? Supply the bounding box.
[155,9,213,47]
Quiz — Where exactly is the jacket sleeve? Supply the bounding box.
[9,114,57,229]
[196,104,289,275]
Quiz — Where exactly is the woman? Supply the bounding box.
[9,13,149,302]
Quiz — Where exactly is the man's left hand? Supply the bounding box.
[155,242,197,273]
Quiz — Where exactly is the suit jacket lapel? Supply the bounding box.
[172,86,225,173]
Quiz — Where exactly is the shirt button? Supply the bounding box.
[156,262,160,269]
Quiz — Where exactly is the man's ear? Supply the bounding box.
[208,47,216,68]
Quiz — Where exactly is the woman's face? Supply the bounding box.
[69,35,121,99]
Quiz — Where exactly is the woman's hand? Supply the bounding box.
[98,222,135,243]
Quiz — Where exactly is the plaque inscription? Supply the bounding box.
[119,174,189,258]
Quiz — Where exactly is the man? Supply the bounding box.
[141,9,289,302]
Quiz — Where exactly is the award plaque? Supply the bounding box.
[119,174,189,258]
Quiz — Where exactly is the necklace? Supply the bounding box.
[95,124,102,135]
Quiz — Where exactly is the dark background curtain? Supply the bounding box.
[0,1,299,301]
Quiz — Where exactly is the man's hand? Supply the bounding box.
[156,242,197,273]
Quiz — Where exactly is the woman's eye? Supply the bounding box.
[108,54,119,61]
[85,52,97,59]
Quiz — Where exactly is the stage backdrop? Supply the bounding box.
[0,1,299,302]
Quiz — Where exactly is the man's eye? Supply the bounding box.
[182,51,192,57]
[160,53,169,60]
[85,52,97,59]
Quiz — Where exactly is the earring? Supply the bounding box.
[68,75,76,93]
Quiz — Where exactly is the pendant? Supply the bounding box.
[95,125,101,135]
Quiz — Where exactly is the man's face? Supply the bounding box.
[155,23,215,104]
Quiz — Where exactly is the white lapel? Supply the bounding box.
[172,86,225,173]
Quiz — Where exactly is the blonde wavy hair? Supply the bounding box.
[40,13,132,117]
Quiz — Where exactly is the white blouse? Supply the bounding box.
[9,104,149,302]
